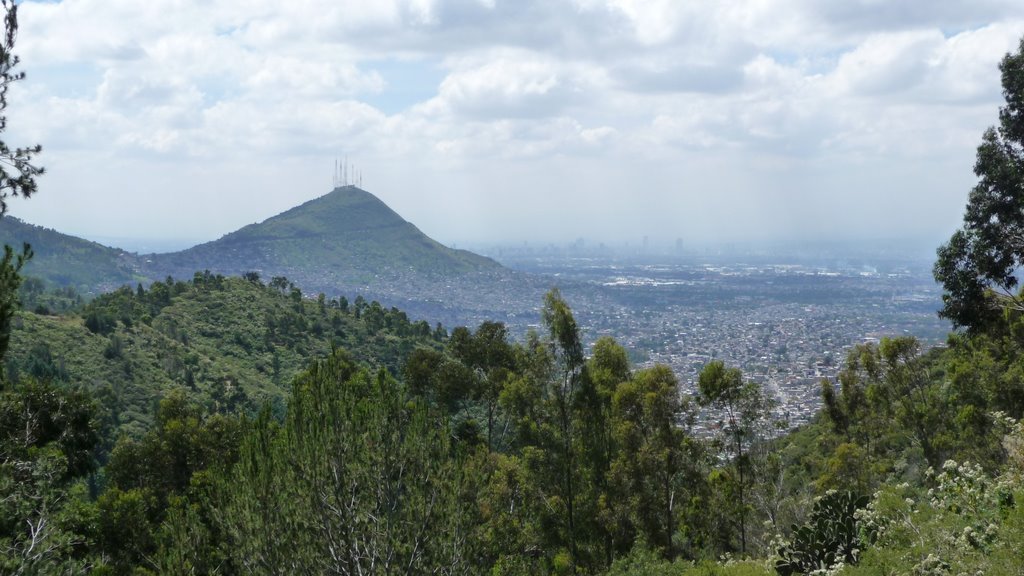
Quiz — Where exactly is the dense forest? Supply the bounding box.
[3,3,1024,574]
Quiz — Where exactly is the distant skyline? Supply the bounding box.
[5,1,1024,248]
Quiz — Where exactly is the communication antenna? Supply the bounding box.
[332,156,366,188]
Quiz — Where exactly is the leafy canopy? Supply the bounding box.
[935,37,1024,331]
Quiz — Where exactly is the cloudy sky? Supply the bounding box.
[5,0,1024,252]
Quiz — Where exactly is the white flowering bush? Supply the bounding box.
[925,459,1014,553]
[854,482,917,550]
[844,448,1023,575]
[999,412,1024,480]
[911,553,950,575]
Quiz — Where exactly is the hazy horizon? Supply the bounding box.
[15,202,944,265]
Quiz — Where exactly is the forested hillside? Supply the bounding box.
[6,271,444,437]
[0,216,140,292]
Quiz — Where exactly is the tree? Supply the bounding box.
[541,288,587,569]
[697,360,773,555]
[0,0,42,216]
[448,321,516,451]
[100,390,242,570]
[497,290,603,571]
[181,350,476,574]
[587,337,631,564]
[0,377,100,573]
[608,365,692,560]
[935,37,1024,331]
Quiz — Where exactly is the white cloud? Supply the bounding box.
[423,52,600,119]
[828,30,945,96]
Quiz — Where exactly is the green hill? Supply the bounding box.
[4,273,444,438]
[0,216,143,292]
[147,185,501,288]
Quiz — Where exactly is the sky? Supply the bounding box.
[4,0,1024,252]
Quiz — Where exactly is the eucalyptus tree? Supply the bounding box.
[935,37,1024,332]
[697,361,773,555]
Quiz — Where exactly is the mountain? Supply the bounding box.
[140,185,524,327]
[0,216,143,292]
[147,185,500,286]
[0,187,537,328]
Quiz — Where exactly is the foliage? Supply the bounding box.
[94,389,243,571]
[820,338,955,479]
[845,454,1023,576]
[697,360,778,555]
[943,308,1024,424]
[3,281,1024,574]
[0,241,28,366]
[17,276,83,316]
[159,349,478,573]
[604,546,773,576]
[5,273,444,438]
[934,37,1024,331]
[608,365,700,560]
[0,377,101,574]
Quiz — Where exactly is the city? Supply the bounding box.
[474,246,950,430]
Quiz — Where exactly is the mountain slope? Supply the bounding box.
[148,185,500,285]
[6,274,444,437]
[0,216,143,292]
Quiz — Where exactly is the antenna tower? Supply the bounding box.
[333,156,366,189]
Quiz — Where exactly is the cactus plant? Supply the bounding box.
[775,491,869,575]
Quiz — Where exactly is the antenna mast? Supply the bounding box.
[333,156,366,189]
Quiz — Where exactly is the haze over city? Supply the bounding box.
[6,0,1024,250]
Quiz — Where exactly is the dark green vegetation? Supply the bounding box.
[5,272,444,437]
